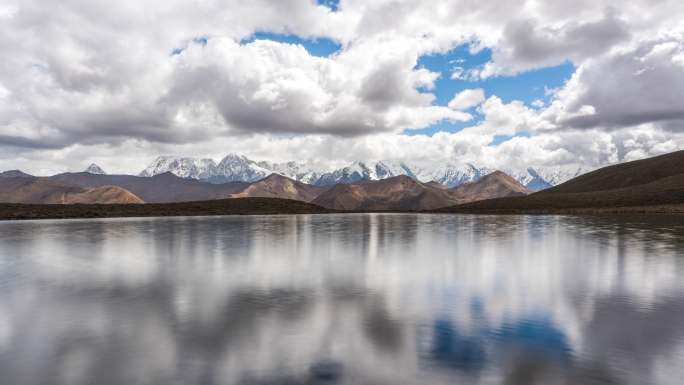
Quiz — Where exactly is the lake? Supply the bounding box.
[0,214,683,385]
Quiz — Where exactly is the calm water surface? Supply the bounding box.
[1,214,684,385]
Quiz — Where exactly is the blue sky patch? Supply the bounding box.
[193,36,208,46]
[407,44,574,137]
[241,32,342,57]
[491,131,531,146]
[317,0,339,12]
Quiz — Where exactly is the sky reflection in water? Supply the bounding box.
[0,214,683,385]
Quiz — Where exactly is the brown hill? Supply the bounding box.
[59,186,144,204]
[311,175,462,211]
[312,172,533,211]
[450,171,532,203]
[0,177,143,204]
[49,172,247,203]
[229,174,327,201]
[436,151,684,214]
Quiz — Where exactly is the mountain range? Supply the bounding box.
[1,150,683,217]
[0,165,532,210]
[137,154,587,189]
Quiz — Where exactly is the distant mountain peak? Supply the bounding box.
[220,153,249,161]
[139,156,218,180]
[85,163,106,175]
[487,170,507,177]
[0,170,33,178]
[262,173,289,181]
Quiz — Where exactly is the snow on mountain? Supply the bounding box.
[312,162,369,185]
[138,154,589,188]
[314,161,414,186]
[84,163,107,175]
[412,163,493,187]
[501,167,552,191]
[139,156,217,179]
[211,154,272,183]
[256,161,322,184]
[375,161,415,179]
[533,165,589,186]
[499,165,588,190]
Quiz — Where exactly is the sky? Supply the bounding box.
[0,0,683,175]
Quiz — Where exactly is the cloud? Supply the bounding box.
[167,37,471,137]
[539,35,684,132]
[0,1,475,148]
[0,0,683,173]
[463,96,545,137]
[482,9,631,77]
[448,89,486,110]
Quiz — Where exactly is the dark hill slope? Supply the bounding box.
[539,150,684,195]
[436,174,684,214]
[436,151,684,214]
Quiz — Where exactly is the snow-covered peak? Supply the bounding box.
[533,165,589,186]
[139,156,217,179]
[220,153,251,163]
[413,162,493,187]
[311,160,416,185]
[499,165,589,190]
[214,154,271,183]
[374,160,414,179]
[501,167,551,190]
[257,160,322,184]
[85,163,106,175]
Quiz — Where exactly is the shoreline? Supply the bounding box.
[1,200,683,221]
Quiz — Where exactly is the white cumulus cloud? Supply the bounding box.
[448,88,486,110]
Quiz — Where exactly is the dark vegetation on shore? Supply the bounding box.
[0,198,333,220]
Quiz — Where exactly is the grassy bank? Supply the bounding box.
[0,198,333,220]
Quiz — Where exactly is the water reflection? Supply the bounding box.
[0,214,683,385]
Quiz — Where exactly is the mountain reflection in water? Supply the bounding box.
[0,214,683,385]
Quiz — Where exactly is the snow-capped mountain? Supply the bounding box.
[256,161,322,184]
[138,154,588,189]
[139,156,217,180]
[210,154,272,183]
[413,163,494,187]
[534,165,588,187]
[85,163,107,175]
[314,161,414,186]
[495,165,587,190]
[502,168,553,190]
